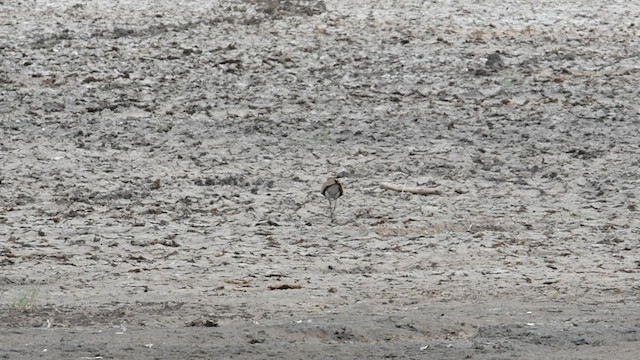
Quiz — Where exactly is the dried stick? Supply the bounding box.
[380,182,442,196]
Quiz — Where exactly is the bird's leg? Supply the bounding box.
[332,199,338,222]
[327,199,334,221]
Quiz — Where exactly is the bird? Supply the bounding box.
[321,177,343,223]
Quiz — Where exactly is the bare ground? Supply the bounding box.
[1,0,640,358]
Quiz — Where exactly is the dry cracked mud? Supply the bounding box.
[1,0,640,359]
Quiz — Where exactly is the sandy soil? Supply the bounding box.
[1,0,640,358]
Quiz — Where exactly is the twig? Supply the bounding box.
[380,182,441,196]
